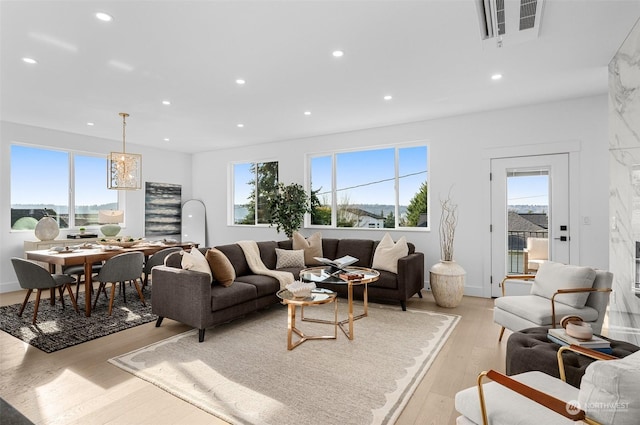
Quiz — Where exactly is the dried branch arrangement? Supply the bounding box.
[439,193,458,261]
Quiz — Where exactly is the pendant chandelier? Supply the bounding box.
[107,112,142,190]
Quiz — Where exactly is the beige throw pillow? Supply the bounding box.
[275,248,306,269]
[292,231,323,265]
[205,248,235,287]
[372,233,408,274]
[530,261,596,308]
[181,248,212,283]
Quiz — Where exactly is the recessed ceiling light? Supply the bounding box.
[384,95,393,101]
[304,111,311,116]
[162,100,171,105]
[332,50,344,58]
[491,74,503,81]
[95,12,113,22]
[86,122,94,126]
[22,57,37,64]
[237,123,244,128]
[163,138,170,142]
[236,79,246,85]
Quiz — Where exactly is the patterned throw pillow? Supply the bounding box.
[292,231,323,265]
[372,233,408,274]
[181,248,212,283]
[205,248,235,287]
[275,248,306,269]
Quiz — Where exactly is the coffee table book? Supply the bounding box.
[547,328,612,354]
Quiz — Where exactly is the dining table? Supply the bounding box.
[25,241,198,317]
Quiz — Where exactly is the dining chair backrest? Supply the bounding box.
[12,257,59,289]
[143,247,182,274]
[95,252,144,283]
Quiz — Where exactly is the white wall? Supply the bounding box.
[0,121,193,293]
[192,95,610,298]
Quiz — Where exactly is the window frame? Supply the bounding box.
[229,159,279,226]
[305,142,430,231]
[10,143,121,232]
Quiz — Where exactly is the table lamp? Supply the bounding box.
[99,210,124,237]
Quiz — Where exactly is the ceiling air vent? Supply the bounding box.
[477,0,544,47]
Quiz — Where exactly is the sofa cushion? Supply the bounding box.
[257,241,278,270]
[336,239,374,267]
[235,275,281,298]
[215,244,251,277]
[293,231,323,265]
[205,248,235,287]
[210,281,257,311]
[372,233,408,274]
[495,295,599,326]
[530,261,596,308]
[579,350,640,425]
[181,248,212,282]
[275,248,306,269]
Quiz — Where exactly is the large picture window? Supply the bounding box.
[233,161,279,225]
[309,145,428,229]
[10,144,118,230]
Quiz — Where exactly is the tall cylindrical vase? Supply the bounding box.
[429,260,465,308]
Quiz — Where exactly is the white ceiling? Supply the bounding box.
[2,1,639,154]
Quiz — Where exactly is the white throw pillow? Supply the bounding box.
[372,233,408,274]
[181,248,212,282]
[275,248,306,269]
[530,261,596,308]
[578,350,640,425]
[292,231,323,265]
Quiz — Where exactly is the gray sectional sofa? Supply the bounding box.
[151,238,424,342]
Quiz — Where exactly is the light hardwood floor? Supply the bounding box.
[0,288,507,425]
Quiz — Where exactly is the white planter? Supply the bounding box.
[35,216,60,241]
[429,260,465,308]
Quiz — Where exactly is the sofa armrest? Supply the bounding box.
[397,252,425,299]
[151,265,212,330]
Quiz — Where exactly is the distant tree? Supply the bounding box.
[241,162,279,224]
[384,211,395,228]
[404,181,428,227]
[310,187,331,225]
[337,194,356,227]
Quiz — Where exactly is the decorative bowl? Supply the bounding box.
[285,281,316,298]
[98,239,140,248]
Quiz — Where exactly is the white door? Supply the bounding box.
[490,154,571,297]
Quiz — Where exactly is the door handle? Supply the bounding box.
[554,236,570,241]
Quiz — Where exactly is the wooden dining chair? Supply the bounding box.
[11,257,79,324]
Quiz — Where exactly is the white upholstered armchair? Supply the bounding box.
[524,237,548,273]
[494,261,613,342]
[455,346,640,425]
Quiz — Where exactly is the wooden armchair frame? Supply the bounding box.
[476,345,616,425]
[498,275,613,341]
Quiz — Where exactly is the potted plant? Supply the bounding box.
[267,182,312,238]
[79,227,86,234]
[429,191,466,308]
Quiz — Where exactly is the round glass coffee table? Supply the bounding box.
[299,266,379,340]
[276,287,337,350]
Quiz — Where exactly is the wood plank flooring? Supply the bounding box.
[0,288,507,425]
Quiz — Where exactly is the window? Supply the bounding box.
[10,145,118,230]
[233,161,279,225]
[309,145,428,229]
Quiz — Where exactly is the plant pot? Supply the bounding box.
[34,216,60,241]
[429,260,465,308]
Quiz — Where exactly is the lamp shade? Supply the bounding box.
[98,210,124,224]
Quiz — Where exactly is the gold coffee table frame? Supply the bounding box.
[299,266,380,340]
[276,288,338,350]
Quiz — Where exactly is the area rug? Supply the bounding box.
[0,289,156,353]
[109,302,459,425]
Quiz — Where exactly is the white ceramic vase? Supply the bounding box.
[429,260,465,308]
[35,216,60,241]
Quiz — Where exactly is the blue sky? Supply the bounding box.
[507,174,549,206]
[11,145,116,206]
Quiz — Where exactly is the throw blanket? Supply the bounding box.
[237,240,295,289]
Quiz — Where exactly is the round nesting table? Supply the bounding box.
[276,287,337,350]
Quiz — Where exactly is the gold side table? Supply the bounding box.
[299,266,380,340]
[276,288,338,350]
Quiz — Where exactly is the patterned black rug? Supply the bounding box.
[0,288,156,353]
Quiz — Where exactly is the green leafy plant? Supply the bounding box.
[267,182,311,238]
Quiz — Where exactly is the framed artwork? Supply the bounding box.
[145,182,181,236]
